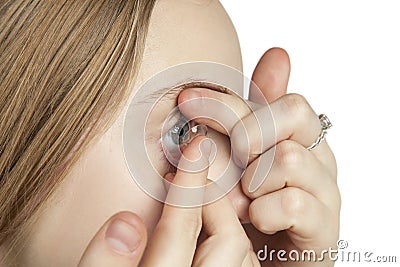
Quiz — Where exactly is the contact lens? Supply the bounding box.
[161,111,207,167]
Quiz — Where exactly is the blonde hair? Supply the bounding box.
[0,0,156,264]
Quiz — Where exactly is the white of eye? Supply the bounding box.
[161,112,207,167]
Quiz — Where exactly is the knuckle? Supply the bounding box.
[231,126,247,154]
[280,187,306,220]
[275,141,303,169]
[231,191,252,215]
[248,202,268,233]
[231,123,250,166]
[160,210,202,241]
[182,212,203,239]
[280,93,311,118]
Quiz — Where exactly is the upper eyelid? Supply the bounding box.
[143,80,229,143]
[140,80,229,105]
[162,110,184,135]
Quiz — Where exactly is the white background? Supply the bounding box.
[220,1,400,266]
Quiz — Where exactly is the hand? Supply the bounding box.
[78,137,258,267]
[177,48,340,266]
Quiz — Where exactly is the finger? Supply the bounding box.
[241,140,340,209]
[241,250,260,267]
[141,136,212,267]
[179,89,336,177]
[231,93,336,176]
[270,94,336,177]
[249,187,337,243]
[225,182,251,223]
[178,89,324,167]
[250,47,291,103]
[241,252,254,267]
[78,211,147,267]
[193,192,250,267]
[250,251,261,267]
[178,87,253,135]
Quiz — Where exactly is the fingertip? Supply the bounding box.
[170,136,212,190]
[180,136,211,162]
[107,211,148,243]
[104,211,147,258]
[177,88,189,104]
[164,172,176,183]
[179,136,216,170]
[199,138,213,159]
[178,87,203,105]
[177,88,206,123]
[264,47,290,66]
[250,47,291,103]
[79,211,147,267]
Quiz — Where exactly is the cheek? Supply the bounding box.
[20,124,164,267]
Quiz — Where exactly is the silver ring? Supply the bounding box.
[307,114,332,151]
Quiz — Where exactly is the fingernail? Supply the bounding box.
[105,218,142,254]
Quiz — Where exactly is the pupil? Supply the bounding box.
[179,123,189,137]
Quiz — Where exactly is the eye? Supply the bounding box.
[161,111,207,167]
[169,115,191,145]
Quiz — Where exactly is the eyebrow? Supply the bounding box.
[138,79,229,105]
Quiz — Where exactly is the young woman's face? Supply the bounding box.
[20,1,246,266]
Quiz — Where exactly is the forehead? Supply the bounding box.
[133,0,243,89]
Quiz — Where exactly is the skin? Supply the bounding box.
[17,0,248,266]
[179,73,340,266]
[10,0,340,266]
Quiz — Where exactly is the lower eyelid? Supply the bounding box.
[156,138,177,174]
[144,132,161,146]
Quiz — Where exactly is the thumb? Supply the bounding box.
[249,47,291,103]
[78,211,147,267]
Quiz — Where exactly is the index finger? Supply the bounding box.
[178,87,256,135]
[140,136,212,267]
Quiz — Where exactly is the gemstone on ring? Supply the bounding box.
[307,114,332,151]
[319,114,332,130]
